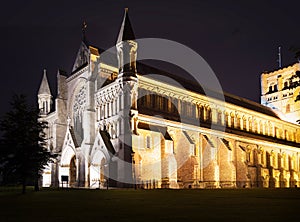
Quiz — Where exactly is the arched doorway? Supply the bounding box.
[69,156,76,187]
[90,150,108,188]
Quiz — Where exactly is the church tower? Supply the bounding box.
[116,8,138,80]
[261,62,300,124]
[38,69,52,115]
[116,8,138,187]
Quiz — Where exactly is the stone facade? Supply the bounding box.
[38,10,300,189]
[261,62,300,124]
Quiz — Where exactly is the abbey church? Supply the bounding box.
[38,9,300,189]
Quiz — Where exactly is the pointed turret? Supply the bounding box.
[116,8,138,79]
[38,69,52,115]
[38,69,51,96]
[117,8,135,44]
[115,9,138,188]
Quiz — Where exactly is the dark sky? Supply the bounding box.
[1,0,300,115]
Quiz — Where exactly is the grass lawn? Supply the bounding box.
[0,188,299,221]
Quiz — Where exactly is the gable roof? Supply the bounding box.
[72,41,89,73]
[136,62,279,119]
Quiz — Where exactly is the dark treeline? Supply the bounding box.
[0,94,56,193]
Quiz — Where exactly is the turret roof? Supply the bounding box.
[38,69,51,95]
[117,8,135,44]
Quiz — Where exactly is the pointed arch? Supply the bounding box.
[90,149,108,188]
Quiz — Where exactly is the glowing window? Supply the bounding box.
[286,104,290,113]
[268,85,272,92]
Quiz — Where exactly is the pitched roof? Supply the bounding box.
[117,8,135,44]
[93,47,279,119]
[71,41,90,73]
[38,69,51,95]
[69,126,79,148]
[136,62,279,119]
[100,130,116,155]
[137,122,172,140]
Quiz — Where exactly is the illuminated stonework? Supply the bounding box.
[38,10,300,189]
[261,63,300,124]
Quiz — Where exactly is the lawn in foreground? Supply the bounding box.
[0,188,299,221]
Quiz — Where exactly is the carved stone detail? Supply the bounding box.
[73,85,87,120]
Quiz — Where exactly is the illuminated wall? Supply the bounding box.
[261,62,300,124]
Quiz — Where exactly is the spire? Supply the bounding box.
[117,8,135,44]
[38,69,51,95]
[72,23,90,73]
[57,69,67,77]
[278,46,282,68]
[82,21,89,46]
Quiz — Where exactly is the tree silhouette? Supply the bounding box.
[0,94,55,193]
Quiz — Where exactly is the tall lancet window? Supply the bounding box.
[73,85,87,144]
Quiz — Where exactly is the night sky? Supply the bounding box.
[1,0,300,116]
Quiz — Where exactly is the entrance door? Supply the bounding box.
[69,156,76,187]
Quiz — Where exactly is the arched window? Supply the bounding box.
[264,123,268,136]
[195,105,200,119]
[248,117,252,132]
[237,115,241,129]
[290,155,295,170]
[200,106,204,121]
[259,121,263,134]
[268,123,273,136]
[253,120,258,133]
[167,98,172,112]
[268,83,278,93]
[285,130,289,141]
[230,113,235,128]
[268,85,272,92]
[225,112,229,127]
[205,106,212,122]
[281,153,286,169]
[286,104,290,113]
[242,116,247,130]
